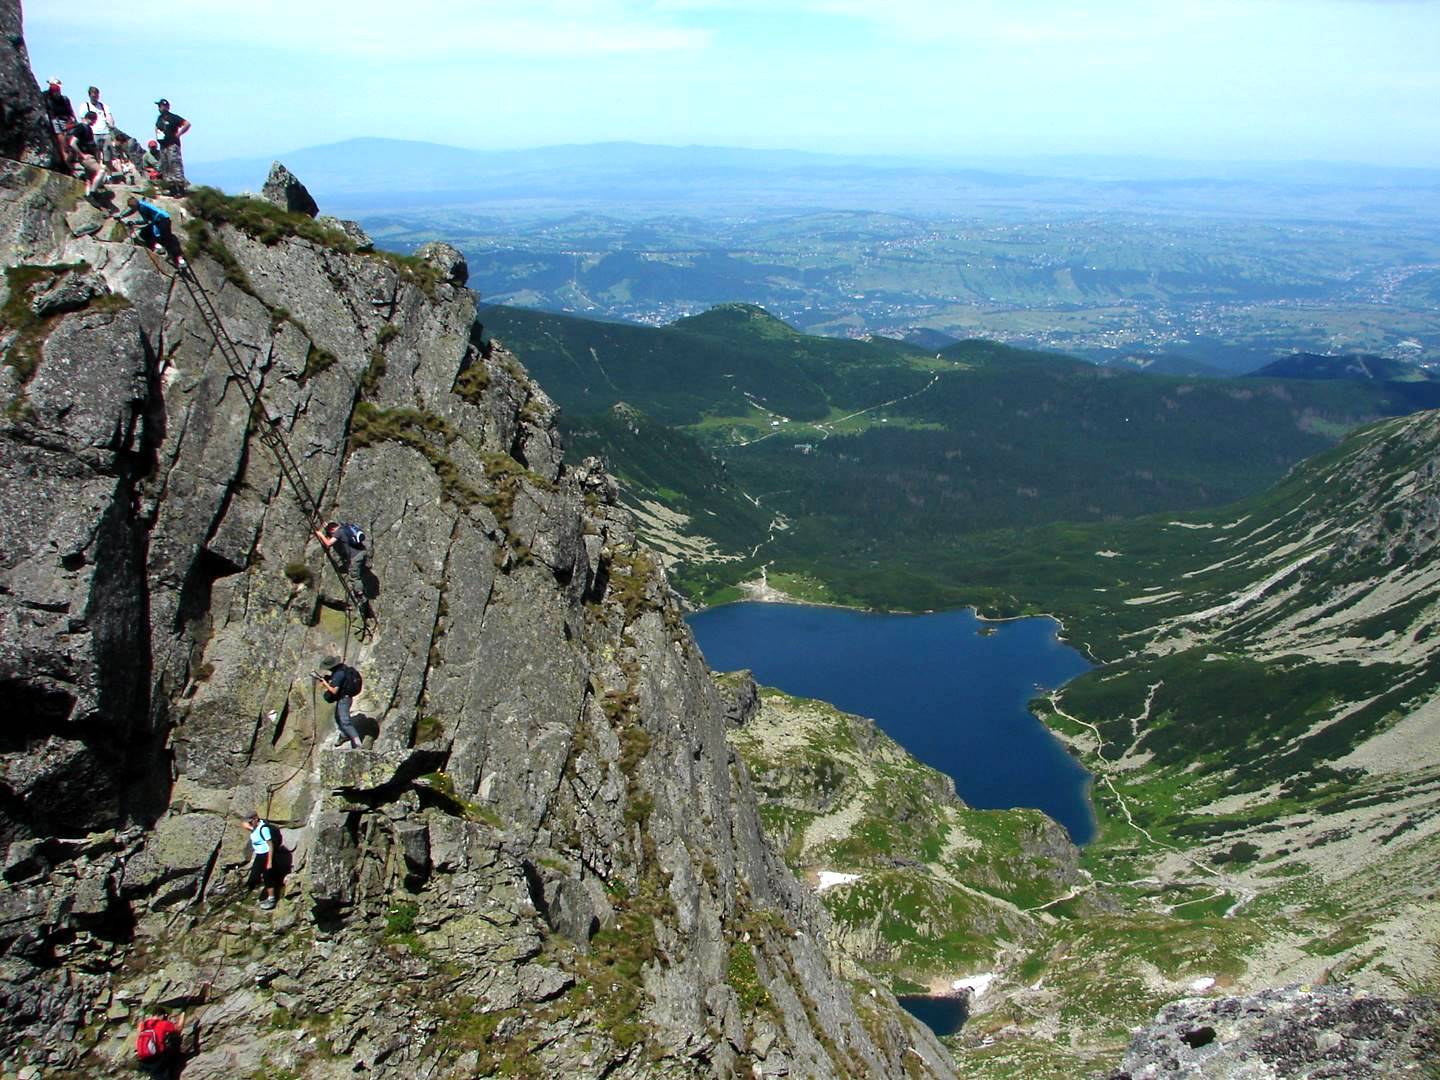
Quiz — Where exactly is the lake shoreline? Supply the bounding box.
[726,572,1094,660]
[689,601,1098,843]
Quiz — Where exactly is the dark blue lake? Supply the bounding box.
[688,603,1095,844]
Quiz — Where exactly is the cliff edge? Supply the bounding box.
[0,13,955,1074]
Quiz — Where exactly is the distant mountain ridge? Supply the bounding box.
[1250,351,1440,382]
[189,137,1440,217]
[485,302,1438,598]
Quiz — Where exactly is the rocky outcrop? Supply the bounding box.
[0,0,53,168]
[0,95,954,1080]
[415,240,468,287]
[317,212,373,252]
[261,161,320,217]
[1108,985,1440,1079]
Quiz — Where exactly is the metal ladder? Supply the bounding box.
[173,262,374,636]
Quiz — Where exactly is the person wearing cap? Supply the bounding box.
[315,656,364,750]
[141,140,163,181]
[43,78,75,168]
[83,86,116,165]
[153,98,190,194]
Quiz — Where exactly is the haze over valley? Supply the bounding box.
[198,140,1440,375]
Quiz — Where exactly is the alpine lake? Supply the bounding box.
[687,602,1095,1036]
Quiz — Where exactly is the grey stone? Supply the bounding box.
[260,161,319,217]
[395,820,429,876]
[518,962,573,1002]
[307,811,358,908]
[414,240,467,286]
[316,214,373,252]
[29,269,102,317]
[1111,986,1440,1080]
[0,0,55,168]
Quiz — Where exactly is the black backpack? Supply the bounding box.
[339,523,366,550]
[330,664,363,697]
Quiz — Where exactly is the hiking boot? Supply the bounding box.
[259,897,277,910]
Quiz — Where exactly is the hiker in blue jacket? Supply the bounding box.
[114,196,186,268]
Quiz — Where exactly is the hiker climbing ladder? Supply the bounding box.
[172,262,374,634]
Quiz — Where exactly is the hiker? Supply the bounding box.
[107,145,138,186]
[42,78,74,168]
[67,111,104,197]
[83,86,116,164]
[240,812,279,909]
[141,139,164,181]
[153,98,190,194]
[114,196,186,268]
[314,520,368,595]
[134,1011,185,1078]
[316,657,364,750]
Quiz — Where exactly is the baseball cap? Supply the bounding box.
[155,98,169,107]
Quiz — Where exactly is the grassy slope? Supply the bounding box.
[727,412,1440,1075]
[489,303,1423,601]
[497,304,1440,1073]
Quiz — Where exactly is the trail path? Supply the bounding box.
[1046,692,1256,917]
[728,372,943,448]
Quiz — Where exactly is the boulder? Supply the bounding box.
[260,161,319,218]
[414,240,467,287]
[316,214,373,252]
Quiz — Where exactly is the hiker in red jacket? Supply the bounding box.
[135,1011,185,1078]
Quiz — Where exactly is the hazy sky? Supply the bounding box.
[23,0,1440,167]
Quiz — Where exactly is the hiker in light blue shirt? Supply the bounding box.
[240,812,278,909]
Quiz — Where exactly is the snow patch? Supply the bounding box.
[952,973,996,998]
[815,871,860,892]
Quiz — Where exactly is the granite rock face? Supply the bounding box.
[1108,985,1440,1079]
[415,239,468,287]
[0,87,955,1080]
[260,160,320,217]
[0,0,54,168]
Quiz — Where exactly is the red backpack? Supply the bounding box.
[135,1016,178,1062]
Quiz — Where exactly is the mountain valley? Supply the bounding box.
[3,3,1439,1073]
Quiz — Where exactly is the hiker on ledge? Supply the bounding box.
[153,97,189,195]
[316,657,364,750]
[67,112,104,198]
[42,78,74,168]
[240,813,279,910]
[141,139,163,181]
[115,196,186,268]
[315,520,368,596]
[83,86,116,166]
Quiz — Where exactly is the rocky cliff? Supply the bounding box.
[0,28,955,1079]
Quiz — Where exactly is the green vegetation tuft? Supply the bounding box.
[2,262,119,385]
[727,941,771,1011]
[300,343,337,383]
[188,186,354,250]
